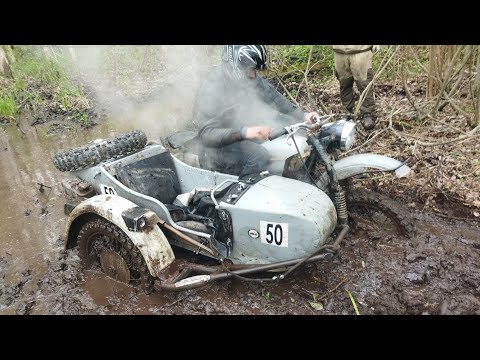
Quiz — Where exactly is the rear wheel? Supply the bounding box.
[346,189,415,238]
[77,217,154,293]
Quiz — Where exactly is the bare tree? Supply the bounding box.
[474,46,480,127]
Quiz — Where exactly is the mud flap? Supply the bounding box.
[65,194,175,278]
[316,153,412,190]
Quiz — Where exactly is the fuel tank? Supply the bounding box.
[219,175,337,264]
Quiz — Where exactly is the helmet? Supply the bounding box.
[221,45,268,80]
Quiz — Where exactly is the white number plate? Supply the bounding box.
[100,184,117,195]
[260,221,288,247]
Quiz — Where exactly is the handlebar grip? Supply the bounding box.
[269,128,288,141]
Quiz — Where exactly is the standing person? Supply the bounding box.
[193,45,319,177]
[332,45,380,130]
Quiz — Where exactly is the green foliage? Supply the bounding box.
[8,46,88,114]
[0,94,17,120]
[267,45,434,84]
[345,288,360,315]
[72,112,89,126]
[261,290,270,301]
[267,45,335,82]
[279,45,313,63]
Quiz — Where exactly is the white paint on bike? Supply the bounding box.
[260,221,288,247]
[175,275,211,288]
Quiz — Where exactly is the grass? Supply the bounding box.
[0,46,89,120]
[0,94,17,119]
[345,288,360,315]
[267,45,336,82]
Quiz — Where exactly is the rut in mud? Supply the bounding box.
[1,206,479,315]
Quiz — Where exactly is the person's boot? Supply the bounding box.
[362,112,375,130]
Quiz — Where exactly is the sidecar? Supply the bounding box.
[55,130,338,292]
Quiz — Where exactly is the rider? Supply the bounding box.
[193,45,319,177]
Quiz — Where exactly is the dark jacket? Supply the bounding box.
[194,65,305,148]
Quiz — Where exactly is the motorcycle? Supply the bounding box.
[167,114,411,189]
[53,114,414,293]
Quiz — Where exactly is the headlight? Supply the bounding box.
[320,119,357,151]
[340,121,356,150]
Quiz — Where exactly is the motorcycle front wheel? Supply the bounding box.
[346,189,415,239]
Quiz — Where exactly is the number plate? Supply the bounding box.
[100,184,117,195]
[260,221,289,247]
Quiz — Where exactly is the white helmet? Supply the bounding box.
[221,45,268,80]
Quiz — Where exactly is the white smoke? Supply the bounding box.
[61,45,220,140]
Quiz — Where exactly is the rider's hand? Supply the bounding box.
[372,45,381,53]
[245,126,272,140]
[304,111,320,124]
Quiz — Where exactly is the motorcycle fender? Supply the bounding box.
[65,194,175,278]
[316,153,412,189]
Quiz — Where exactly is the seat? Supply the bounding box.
[115,150,181,204]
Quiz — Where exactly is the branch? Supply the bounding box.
[432,46,464,113]
[302,46,328,114]
[387,105,407,129]
[275,75,299,106]
[401,63,420,113]
[442,92,472,119]
[344,128,387,155]
[317,277,348,301]
[355,45,399,115]
[389,125,480,146]
[468,123,480,135]
[304,45,314,106]
[408,45,428,74]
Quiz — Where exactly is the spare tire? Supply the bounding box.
[53,130,147,172]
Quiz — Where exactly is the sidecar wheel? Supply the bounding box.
[77,217,154,293]
[346,190,415,238]
[53,130,147,172]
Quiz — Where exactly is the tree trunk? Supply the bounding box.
[473,46,480,127]
[427,46,435,98]
[0,46,13,78]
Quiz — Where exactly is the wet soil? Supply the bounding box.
[1,82,479,315]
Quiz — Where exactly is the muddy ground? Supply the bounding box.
[1,78,479,315]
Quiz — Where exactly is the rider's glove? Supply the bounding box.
[372,45,381,53]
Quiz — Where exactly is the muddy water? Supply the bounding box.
[0,113,173,314]
[1,113,480,315]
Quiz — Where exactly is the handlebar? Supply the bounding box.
[268,114,335,141]
[268,127,288,141]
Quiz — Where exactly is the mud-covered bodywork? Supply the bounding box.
[55,127,414,292]
[64,144,337,265]
[316,154,411,191]
[65,194,175,278]
[221,175,337,264]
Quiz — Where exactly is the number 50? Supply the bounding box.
[266,223,283,246]
[260,221,289,247]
